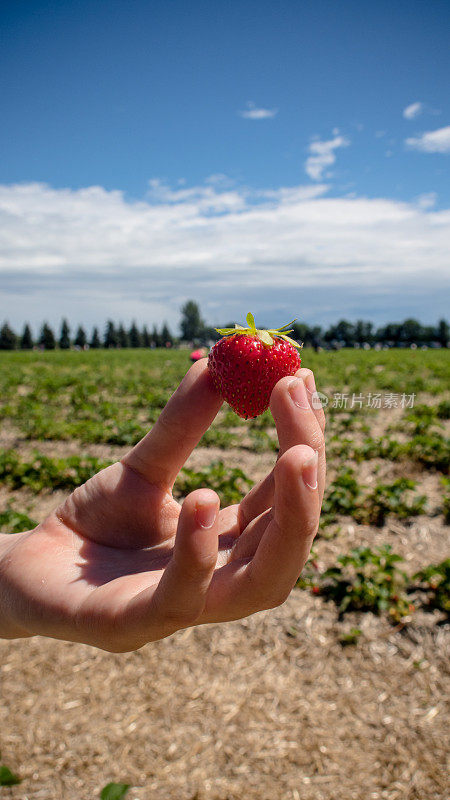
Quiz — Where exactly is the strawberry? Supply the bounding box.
[208,312,302,418]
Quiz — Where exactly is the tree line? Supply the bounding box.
[0,319,176,351]
[290,317,449,349]
[0,301,448,350]
[176,302,449,349]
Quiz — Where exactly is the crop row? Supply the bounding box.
[298,545,449,622]
[329,431,449,473]
[2,452,447,527]
[320,469,432,526]
[0,449,113,493]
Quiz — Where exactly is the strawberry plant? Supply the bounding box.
[412,559,450,615]
[175,461,254,506]
[301,545,412,622]
[0,504,37,533]
[0,765,21,786]
[0,449,113,493]
[200,427,238,449]
[248,409,274,430]
[437,399,450,419]
[405,433,450,473]
[248,429,278,453]
[338,627,362,646]
[100,783,130,800]
[442,477,450,523]
[403,404,439,435]
[355,478,427,526]
[320,468,362,526]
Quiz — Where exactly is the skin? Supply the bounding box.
[0,360,326,653]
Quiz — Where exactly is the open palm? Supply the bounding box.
[0,360,325,651]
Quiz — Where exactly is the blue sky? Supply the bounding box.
[1,0,449,332]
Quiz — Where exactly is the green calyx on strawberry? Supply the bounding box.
[208,312,302,419]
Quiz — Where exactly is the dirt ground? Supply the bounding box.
[1,429,449,800]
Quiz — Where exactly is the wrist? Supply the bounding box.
[0,532,33,640]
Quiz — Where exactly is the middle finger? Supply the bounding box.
[271,375,326,503]
[238,372,326,530]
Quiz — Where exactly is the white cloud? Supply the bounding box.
[239,101,278,120]
[416,192,437,210]
[1,179,449,330]
[406,126,450,153]
[204,173,234,187]
[403,102,424,120]
[305,135,350,181]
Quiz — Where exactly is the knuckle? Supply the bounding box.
[163,606,198,628]
[300,367,314,381]
[75,605,140,652]
[305,517,320,540]
[266,587,291,610]
[156,408,185,439]
[246,568,290,611]
[309,427,325,453]
[317,407,326,432]
[151,590,200,630]
[176,550,217,578]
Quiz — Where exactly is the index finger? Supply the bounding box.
[122,359,223,488]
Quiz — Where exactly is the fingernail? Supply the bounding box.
[302,451,318,490]
[288,378,310,410]
[196,501,218,529]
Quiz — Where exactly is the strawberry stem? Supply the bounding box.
[215,314,302,349]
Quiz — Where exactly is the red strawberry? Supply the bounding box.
[208,312,302,418]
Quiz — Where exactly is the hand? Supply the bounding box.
[0,360,325,652]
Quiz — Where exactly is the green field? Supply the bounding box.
[1,346,448,441]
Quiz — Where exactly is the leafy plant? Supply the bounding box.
[200,428,238,449]
[321,470,428,528]
[100,783,130,800]
[405,433,450,473]
[330,430,450,474]
[0,504,37,533]
[412,559,450,615]
[437,399,450,419]
[248,409,273,430]
[301,545,412,622]
[320,468,362,526]
[0,449,113,493]
[175,461,253,506]
[355,478,427,526]
[338,627,362,646]
[442,477,450,523]
[403,404,439,435]
[248,429,278,453]
[0,765,21,786]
